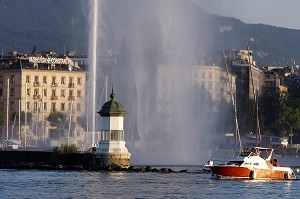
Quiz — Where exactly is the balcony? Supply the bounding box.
[33,95,41,99]
[51,83,58,87]
[33,82,41,87]
[68,83,75,88]
[68,96,75,100]
[51,95,58,100]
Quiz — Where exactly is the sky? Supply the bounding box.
[193,0,300,30]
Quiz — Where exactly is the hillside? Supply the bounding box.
[0,0,300,66]
[0,0,88,54]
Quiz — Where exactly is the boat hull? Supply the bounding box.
[210,166,292,180]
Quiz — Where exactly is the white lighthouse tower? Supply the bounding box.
[95,88,131,169]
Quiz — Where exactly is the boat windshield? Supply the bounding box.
[238,152,251,157]
[238,148,272,159]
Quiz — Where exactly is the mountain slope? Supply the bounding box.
[0,0,299,66]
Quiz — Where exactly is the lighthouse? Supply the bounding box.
[95,88,131,169]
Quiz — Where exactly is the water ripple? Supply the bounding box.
[0,168,299,199]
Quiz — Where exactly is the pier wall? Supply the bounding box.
[0,151,96,170]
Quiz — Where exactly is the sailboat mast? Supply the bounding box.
[222,47,242,151]
[25,82,27,147]
[6,79,9,140]
[255,93,258,146]
[247,42,261,146]
[18,99,21,142]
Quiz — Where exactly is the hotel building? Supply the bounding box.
[0,47,86,148]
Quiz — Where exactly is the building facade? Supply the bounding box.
[0,48,86,149]
[231,49,263,101]
[264,71,288,98]
[192,65,237,113]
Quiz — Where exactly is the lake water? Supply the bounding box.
[0,166,299,199]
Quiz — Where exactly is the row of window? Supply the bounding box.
[0,75,83,86]
[25,76,83,86]
[0,101,82,112]
[0,88,83,98]
[0,75,15,84]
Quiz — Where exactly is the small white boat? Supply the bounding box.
[209,147,296,180]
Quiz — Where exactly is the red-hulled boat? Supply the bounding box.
[209,147,296,180]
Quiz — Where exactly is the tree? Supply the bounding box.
[275,104,300,137]
[47,112,68,127]
[53,144,78,154]
[237,97,256,135]
[259,92,281,134]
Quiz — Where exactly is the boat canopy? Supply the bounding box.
[238,147,273,160]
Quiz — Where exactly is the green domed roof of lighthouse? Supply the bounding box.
[97,88,127,117]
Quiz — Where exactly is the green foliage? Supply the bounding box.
[83,148,95,154]
[53,144,78,154]
[259,92,281,134]
[47,112,68,127]
[275,104,300,136]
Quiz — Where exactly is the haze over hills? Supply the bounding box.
[0,0,300,66]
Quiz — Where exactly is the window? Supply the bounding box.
[52,89,56,96]
[43,89,47,97]
[27,89,30,96]
[10,88,15,96]
[34,76,39,83]
[77,77,82,85]
[68,102,72,111]
[0,76,3,84]
[11,75,15,84]
[77,90,81,98]
[52,76,56,84]
[34,102,38,112]
[0,102,3,111]
[61,103,65,111]
[0,89,2,96]
[43,76,47,84]
[202,72,205,79]
[69,90,74,99]
[101,130,109,141]
[26,75,30,83]
[61,90,65,97]
[77,103,81,111]
[27,102,30,110]
[111,130,118,141]
[44,102,47,111]
[34,89,38,96]
[209,72,212,79]
[10,101,15,110]
[61,77,66,85]
[51,103,56,112]
[69,77,74,87]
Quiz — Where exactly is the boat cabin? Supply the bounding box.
[226,147,274,167]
